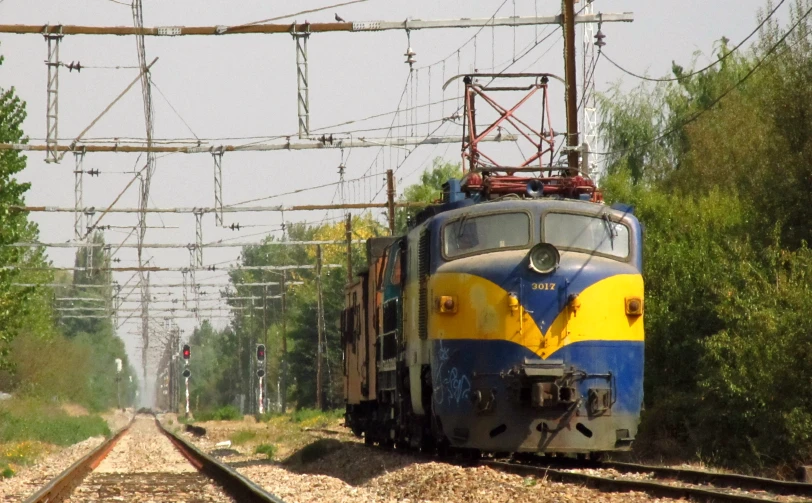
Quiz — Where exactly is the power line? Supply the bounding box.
[0,14,632,37]
[0,133,511,154]
[13,201,427,213]
[229,0,368,30]
[601,0,786,83]
[6,240,352,249]
[415,0,510,70]
[225,172,379,207]
[149,77,199,141]
[596,2,812,158]
[4,264,341,272]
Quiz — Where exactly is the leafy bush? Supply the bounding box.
[255,443,277,459]
[597,7,812,469]
[195,405,242,422]
[291,408,343,427]
[254,412,280,423]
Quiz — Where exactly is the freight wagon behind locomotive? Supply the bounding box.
[341,73,645,458]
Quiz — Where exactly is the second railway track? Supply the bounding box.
[483,457,812,503]
[24,414,285,503]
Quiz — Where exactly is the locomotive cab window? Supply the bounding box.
[543,212,630,260]
[443,212,531,259]
[389,249,403,286]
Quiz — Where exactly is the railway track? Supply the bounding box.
[23,414,286,503]
[483,457,812,503]
[356,438,810,502]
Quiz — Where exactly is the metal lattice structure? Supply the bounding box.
[44,30,63,164]
[294,31,311,139]
[581,0,600,179]
[453,73,598,200]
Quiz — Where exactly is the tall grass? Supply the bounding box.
[0,399,110,446]
[194,405,242,422]
[290,408,343,428]
[229,429,257,445]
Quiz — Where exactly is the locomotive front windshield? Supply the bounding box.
[543,212,630,259]
[443,212,530,258]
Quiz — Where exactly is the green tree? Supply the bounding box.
[599,2,812,469]
[395,157,461,232]
[0,49,42,369]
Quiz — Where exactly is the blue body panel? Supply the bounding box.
[431,339,644,417]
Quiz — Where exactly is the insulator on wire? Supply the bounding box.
[404,47,417,65]
[595,29,606,48]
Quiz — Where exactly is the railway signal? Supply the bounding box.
[182,368,191,378]
[256,344,267,413]
[182,344,190,360]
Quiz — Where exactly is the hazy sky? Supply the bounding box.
[0,0,784,387]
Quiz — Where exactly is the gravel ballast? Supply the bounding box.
[66,415,235,502]
[173,417,688,503]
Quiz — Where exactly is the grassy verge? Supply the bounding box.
[192,405,242,422]
[290,408,344,428]
[254,443,277,459]
[229,429,257,445]
[192,408,345,463]
[0,398,110,477]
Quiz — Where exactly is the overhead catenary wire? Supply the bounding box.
[415,0,510,70]
[228,0,368,30]
[149,77,200,141]
[595,2,812,158]
[601,0,787,83]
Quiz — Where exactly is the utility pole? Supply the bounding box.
[315,245,325,410]
[386,169,396,235]
[345,214,353,282]
[563,0,580,175]
[280,271,288,413]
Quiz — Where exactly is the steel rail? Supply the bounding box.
[599,460,812,497]
[23,419,133,503]
[483,460,785,503]
[154,417,286,503]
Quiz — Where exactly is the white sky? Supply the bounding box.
[0,0,784,391]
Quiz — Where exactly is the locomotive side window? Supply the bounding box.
[443,212,531,259]
[544,212,630,259]
[389,250,403,286]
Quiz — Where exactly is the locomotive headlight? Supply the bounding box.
[436,295,457,314]
[528,243,560,274]
[625,296,643,316]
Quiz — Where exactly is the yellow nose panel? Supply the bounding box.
[429,272,644,359]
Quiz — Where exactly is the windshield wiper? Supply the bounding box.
[457,213,470,240]
[601,213,616,250]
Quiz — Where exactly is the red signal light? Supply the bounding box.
[256,344,266,361]
[182,344,191,359]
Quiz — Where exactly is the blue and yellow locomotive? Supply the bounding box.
[342,74,644,457]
